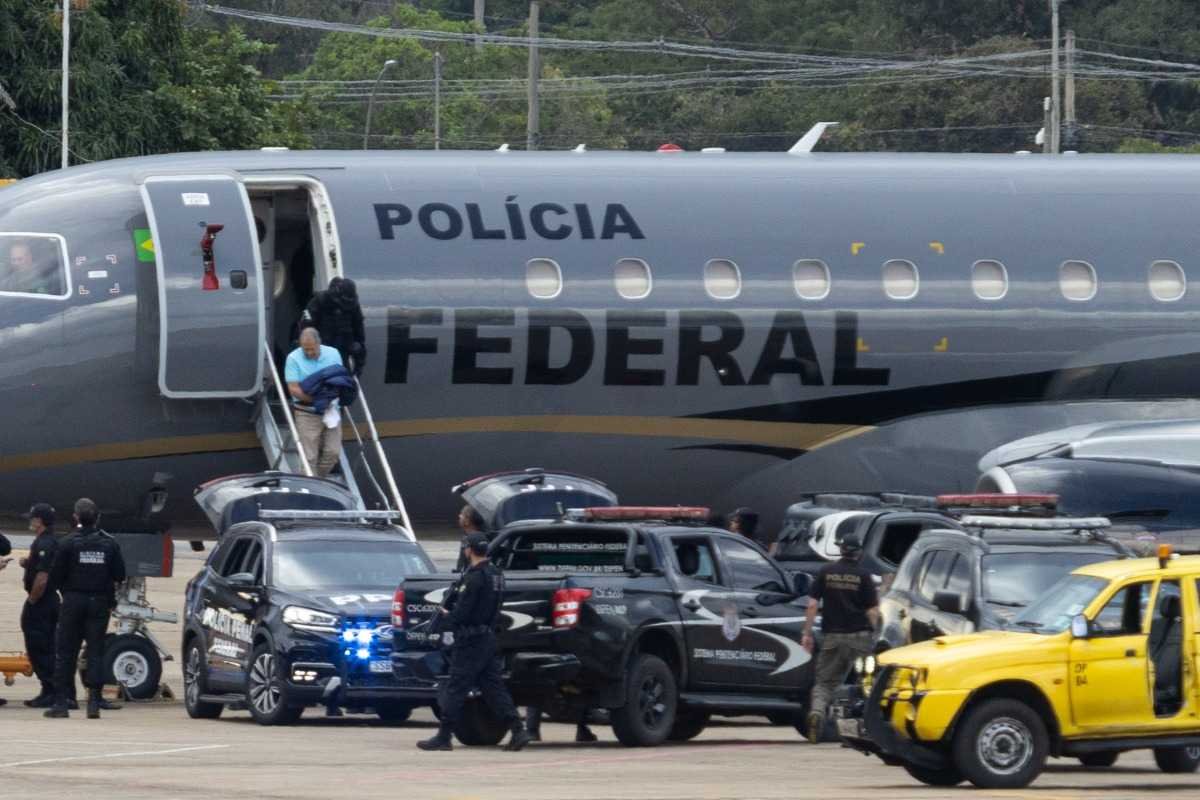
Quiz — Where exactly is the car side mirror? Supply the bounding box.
[1070,614,1090,639]
[933,590,965,615]
[227,571,259,590]
[791,572,812,597]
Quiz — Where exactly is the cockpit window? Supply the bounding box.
[0,233,70,299]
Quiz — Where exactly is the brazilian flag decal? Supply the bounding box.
[134,228,155,263]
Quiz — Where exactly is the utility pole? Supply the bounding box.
[474,0,486,49]
[1064,29,1076,125]
[364,59,398,150]
[527,0,540,151]
[61,0,70,169]
[1042,96,1052,154]
[1049,0,1061,154]
[433,51,444,151]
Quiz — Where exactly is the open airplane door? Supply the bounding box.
[140,174,264,398]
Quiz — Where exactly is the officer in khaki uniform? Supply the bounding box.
[802,532,879,742]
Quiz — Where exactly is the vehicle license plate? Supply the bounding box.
[369,660,393,674]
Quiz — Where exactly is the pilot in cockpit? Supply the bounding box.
[1,239,59,296]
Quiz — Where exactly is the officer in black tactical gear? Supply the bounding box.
[299,276,366,376]
[19,503,61,708]
[45,498,126,719]
[417,531,531,752]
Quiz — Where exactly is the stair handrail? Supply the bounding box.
[352,376,414,538]
[264,340,313,478]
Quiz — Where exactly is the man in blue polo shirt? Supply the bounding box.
[285,328,344,476]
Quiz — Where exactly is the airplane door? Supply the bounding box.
[139,175,264,398]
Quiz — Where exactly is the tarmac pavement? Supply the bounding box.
[0,539,1197,799]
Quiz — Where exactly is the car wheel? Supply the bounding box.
[375,702,414,724]
[1153,746,1200,774]
[903,763,964,786]
[667,712,709,742]
[610,654,677,747]
[183,640,223,720]
[245,645,303,726]
[952,699,1048,789]
[1078,752,1119,768]
[454,699,509,746]
[103,634,162,700]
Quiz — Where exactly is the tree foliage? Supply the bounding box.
[0,0,309,177]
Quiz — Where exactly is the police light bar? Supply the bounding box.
[574,506,710,522]
[937,493,1058,510]
[959,515,1111,530]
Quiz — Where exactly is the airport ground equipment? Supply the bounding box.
[102,531,179,699]
[0,653,32,685]
[392,507,818,747]
[838,547,1200,789]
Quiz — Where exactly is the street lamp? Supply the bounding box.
[363,59,398,151]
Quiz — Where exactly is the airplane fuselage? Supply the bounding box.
[2,150,1198,536]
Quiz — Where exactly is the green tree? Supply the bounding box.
[0,0,310,177]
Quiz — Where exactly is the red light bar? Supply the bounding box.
[937,493,1058,509]
[583,506,710,521]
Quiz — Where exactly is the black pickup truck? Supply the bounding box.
[390,507,815,747]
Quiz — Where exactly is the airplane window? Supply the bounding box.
[525,258,562,300]
[1059,260,1097,301]
[1149,260,1186,302]
[703,259,741,300]
[614,258,652,300]
[792,259,830,300]
[0,233,70,300]
[882,259,919,300]
[971,260,1008,301]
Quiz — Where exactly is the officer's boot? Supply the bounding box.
[24,685,54,708]
[504,719,533,752]
[575,723,598,743]
[43,697,69,718]
[416,723,454,751]
[87,691,101,719]
[525,710,542,742]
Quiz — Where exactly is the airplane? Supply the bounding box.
[2,147,1200,540]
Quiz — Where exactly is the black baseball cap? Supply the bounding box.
[839,532,863,557]
[462,532,489,555]
[22,503,55,526]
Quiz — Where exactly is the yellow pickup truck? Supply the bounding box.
[838,549,1200,789]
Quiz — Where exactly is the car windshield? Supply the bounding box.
[1008,574,1108,634]
[981,551,1112,609]
[272,539,431,590]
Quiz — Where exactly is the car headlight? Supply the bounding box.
[854,655,877,676]
[282,606,340,633]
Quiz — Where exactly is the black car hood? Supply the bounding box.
[279,586,396,619]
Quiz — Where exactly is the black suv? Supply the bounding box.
[181,474,436,725]
[876,513,1132,651]
[771,493,962,587]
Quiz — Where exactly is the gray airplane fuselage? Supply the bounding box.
[2,150,1198,537]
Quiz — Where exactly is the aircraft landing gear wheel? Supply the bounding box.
[103,634,162,700]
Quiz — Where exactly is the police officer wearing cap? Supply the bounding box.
[801,531,879,743]
[19,503,60,708]
[417,530,531,752]
[45,498,126,719]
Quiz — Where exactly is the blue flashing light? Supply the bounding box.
[356,648,370,660]
[342,630,356,643]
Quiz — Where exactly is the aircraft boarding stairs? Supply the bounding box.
[251,341,415,535]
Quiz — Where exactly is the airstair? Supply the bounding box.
[253,341,415,536]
